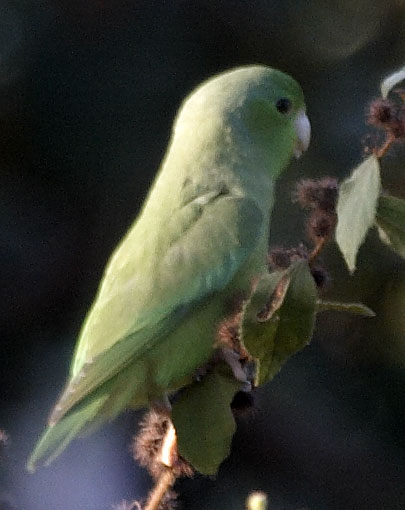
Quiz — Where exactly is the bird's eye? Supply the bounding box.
[276,97,292,114]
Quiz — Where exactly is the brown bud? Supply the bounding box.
[367,98,394,126]
[133,410,194,481]
[307,210,336,242]
[294,178,338,213]
[367,98,405,139]
[132,410,170,479]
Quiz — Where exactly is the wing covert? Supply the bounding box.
[53,194,264,424]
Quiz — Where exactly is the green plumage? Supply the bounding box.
[28,65,308,471]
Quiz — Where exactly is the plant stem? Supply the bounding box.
[144,467,176,510]
[308,236,327,264]
[376,133,395,158]
[143,420,178,510]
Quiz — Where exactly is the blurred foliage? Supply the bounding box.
[246,491,268,510]
[1,1,404,509]
[376,194,405,258]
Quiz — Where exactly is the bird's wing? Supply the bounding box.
[50,190,264,425]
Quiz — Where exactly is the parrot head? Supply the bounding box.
[174,65,310,177]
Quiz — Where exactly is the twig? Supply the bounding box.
[308,236,327,265]
[375,132,396,159]
[144,467,176,510]
[143,420,178,510]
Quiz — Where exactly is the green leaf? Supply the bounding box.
[243,270,289,325]
[317,300,375,317]
[375,194,405,258]
[336,155,381,273]
[171,364,241,475]
[243,261,317,386]
[381,66,405,98]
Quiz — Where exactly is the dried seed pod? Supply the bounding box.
[294,178,338,213]
[307,210,337,242]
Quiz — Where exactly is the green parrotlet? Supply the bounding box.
[28,65,310,471]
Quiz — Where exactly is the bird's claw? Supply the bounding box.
[216,347,256,390]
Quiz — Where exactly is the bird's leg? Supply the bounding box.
[214,347,255,391]
[193,349,256,391]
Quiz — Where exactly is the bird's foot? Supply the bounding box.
[215,347,256,391]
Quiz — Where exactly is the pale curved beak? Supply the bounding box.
[294,109,311,159]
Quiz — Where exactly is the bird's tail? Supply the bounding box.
[27,360,149,472]
[27,389,109,472]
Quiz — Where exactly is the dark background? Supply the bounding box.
[1,1,404,509]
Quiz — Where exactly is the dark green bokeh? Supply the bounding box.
[1,1,404,509]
